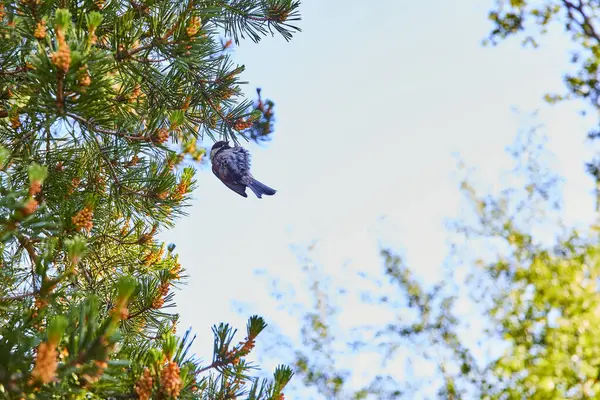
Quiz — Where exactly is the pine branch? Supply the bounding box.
[0,67,27,76]
[200,83,234,131]
[120,0,194,61]
[196,359,227,375]
[0,1,301,397]
[66,113,147,141]
[124,40,178,59]
[0,290,37,303]
[127,306,153,320]
[56,71,65,112]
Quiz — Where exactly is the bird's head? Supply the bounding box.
[210,140,230,161]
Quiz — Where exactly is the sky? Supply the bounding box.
[162,0,600,396]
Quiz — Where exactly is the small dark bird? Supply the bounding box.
[210,141,276,198]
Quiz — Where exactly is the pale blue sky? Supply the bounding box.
[163,0,599,396]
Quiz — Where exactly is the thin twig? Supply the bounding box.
[199,83,235,132]
[126,40,177,58]
[196,360,226,374]
[96,234,145,246]
[17,235,39,292]
[0,290,37,303]
[66,112,147,141]
[132,56,170,63]
[17,236,39,267]
[0,67,27,76]
[56,71,65,111]
[563,0,600,43]
[85,128,122,186]
[127,306,152,320]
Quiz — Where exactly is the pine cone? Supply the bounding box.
[159,282,170,297]
[72,206,94,232]
[31,342,58,384]
[152,128,169,145]
[29,180,42,196]
[186,16,201,36]
[67,177,81,195]
[34,21,46,39]
[134,368,153,400]
[78,67,91,88]
[160,361,182,398]
[151,296,165,309]
[22,198,39,216]
[9,114,21,129]
[126,155,139,167]
[233,118,253,131]
[51,30,71,72]
[171,181,188,201]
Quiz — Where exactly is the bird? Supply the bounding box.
[210,140,276,198]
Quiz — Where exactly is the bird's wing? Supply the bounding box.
[230,146,251,176]
[212,168,248,197]
[223,181,248,197]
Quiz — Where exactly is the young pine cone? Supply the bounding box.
[152,128,169,145]
[160,361,182,398]
[31,342,58,384]
[134,368,153,400]
[72,206,93,232]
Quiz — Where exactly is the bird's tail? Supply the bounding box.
[248,178,276,199]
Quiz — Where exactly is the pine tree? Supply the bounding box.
[0,0,300,398]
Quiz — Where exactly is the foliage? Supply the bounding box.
[485,0,600,182]
[253,3,600,398]
[0,0,300,398]
[263,123,600,399]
